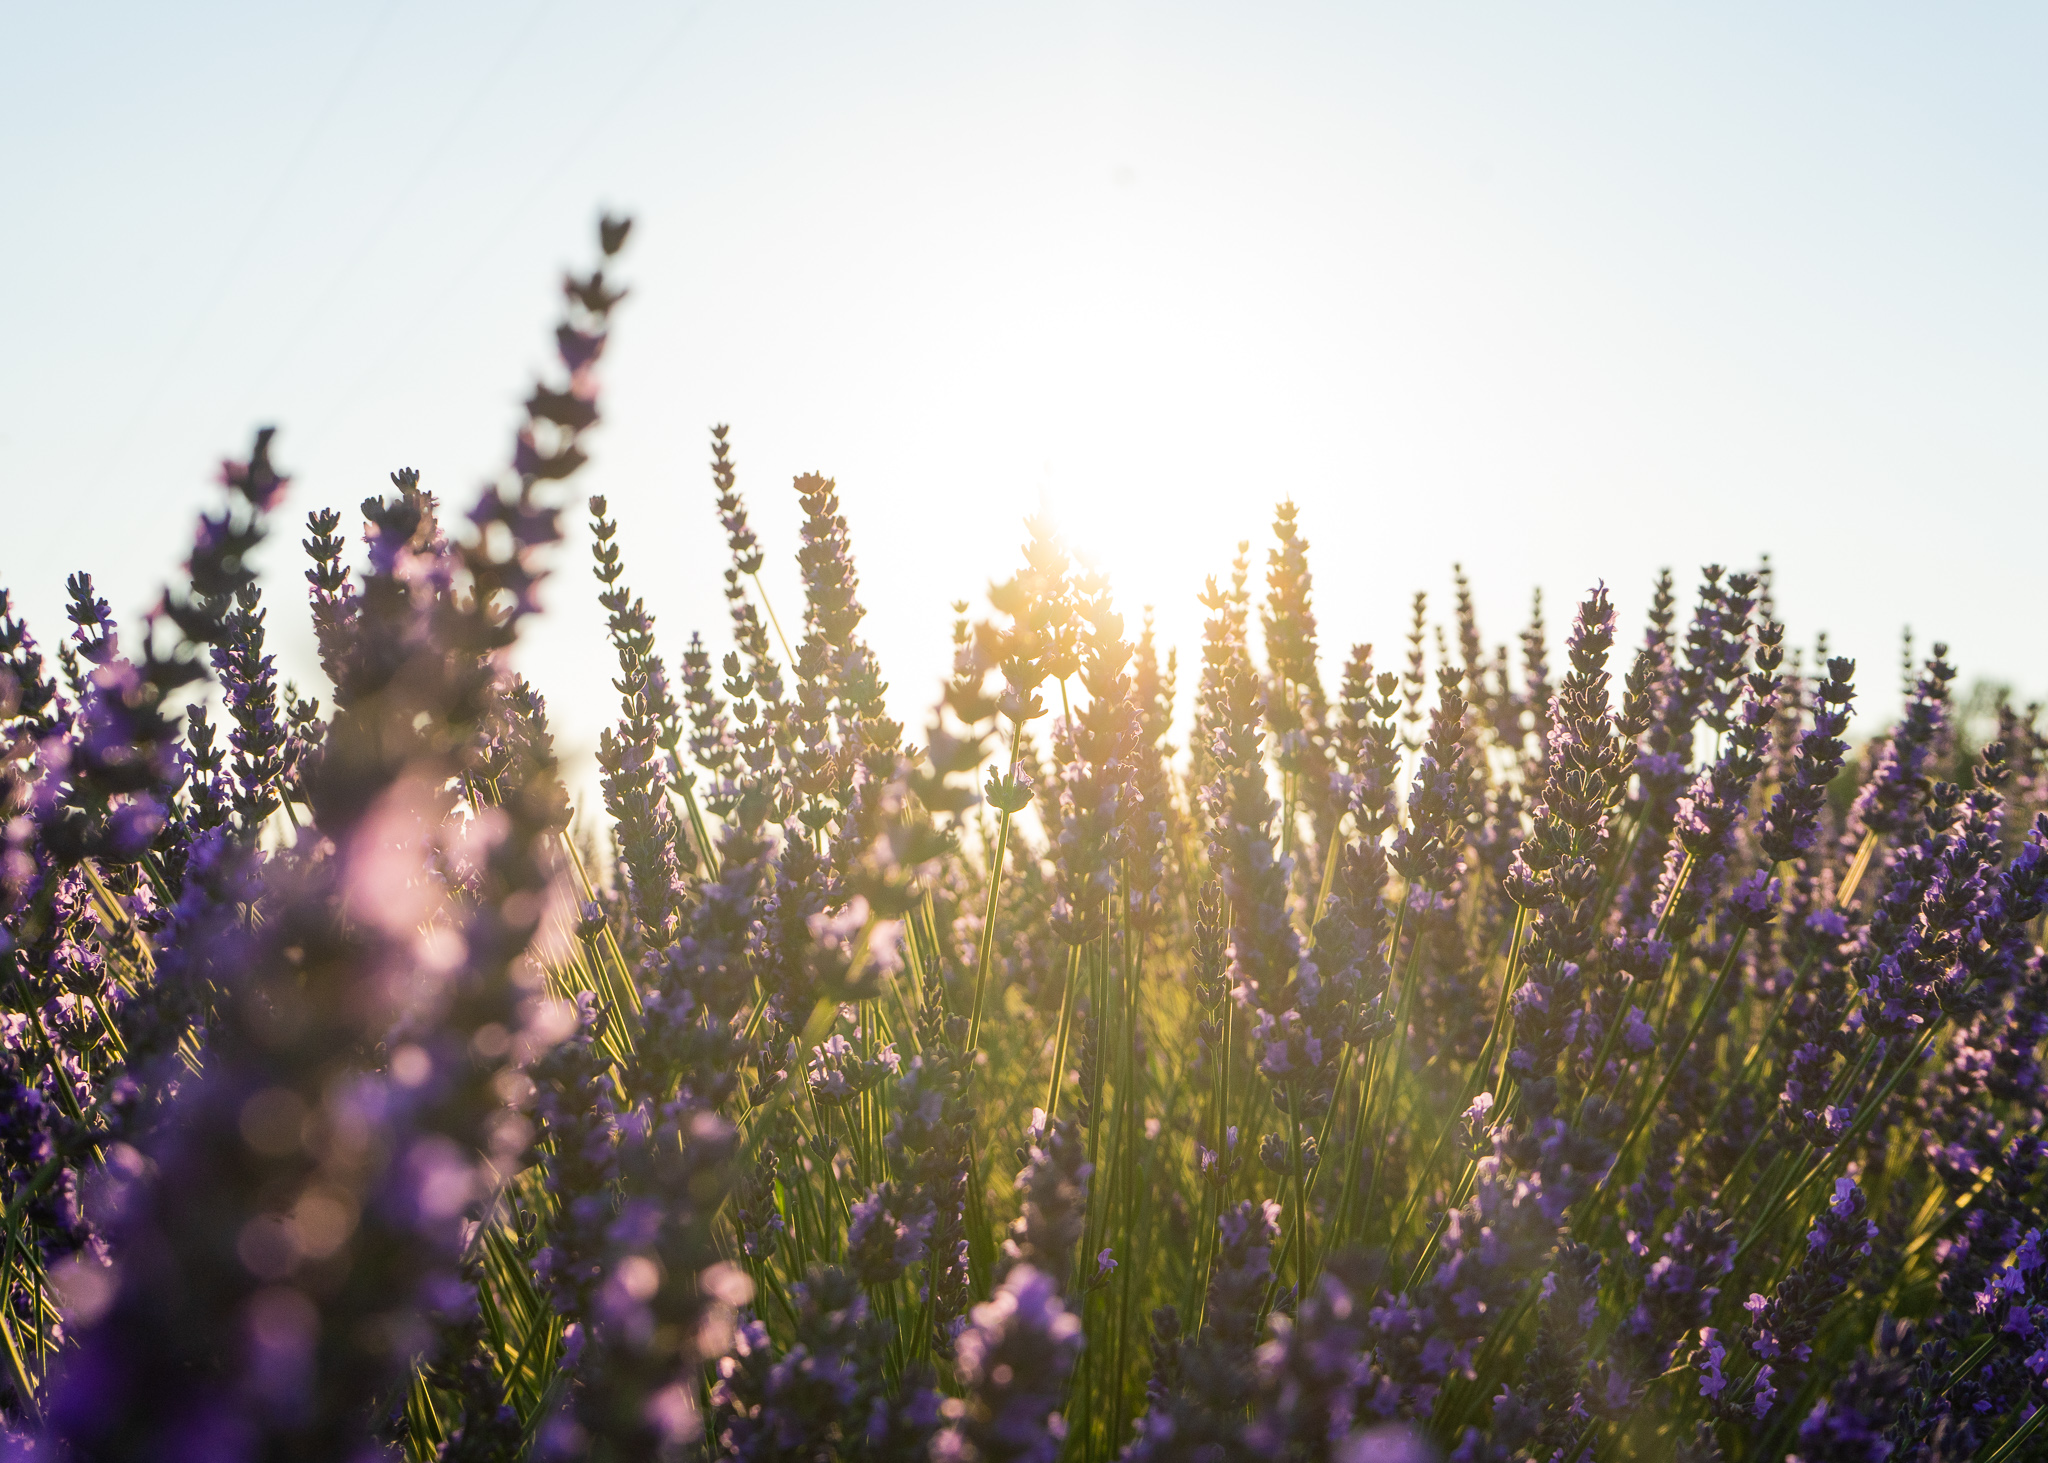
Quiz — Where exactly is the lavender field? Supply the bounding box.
[2,216,2044,1463]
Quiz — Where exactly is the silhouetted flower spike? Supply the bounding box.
[209,586,289,834]
[1519,586,1554,775]
[1200,642,1319,1079]
[587,492,695,941]
[681,631,743,814]
[1336,646,1402,847]
[0,586,64,738]
[62,573,118,668]
[1499,586,1635,1133]
[1614,645,1656,793]
[1263,501,1338,864]
[218,424,290,514]
[299,504,357,689]
[1262,502,1322,703]
[1401,590,1428,750]
[1760,656,1857,864]
[1852,644,1957,840]
[1452,562,1487,699]
[706,428,796,814]
[712,424,762,575]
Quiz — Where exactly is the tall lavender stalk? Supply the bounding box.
[1,210,2044,1463]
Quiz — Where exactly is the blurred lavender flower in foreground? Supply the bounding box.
[0,205,2045,1463]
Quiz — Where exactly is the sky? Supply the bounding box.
[5,2,2044,803]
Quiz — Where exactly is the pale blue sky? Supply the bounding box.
[6,3,2044,792]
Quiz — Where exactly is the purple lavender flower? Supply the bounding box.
[846,1182,935,1286]
[1851,647,1957,841]
[587,492,696,944]
[1003,1113,1090,1293]
[1711,1180,1876,1421]
[1758,657,1857,864]
[4,208,2047,1463]
[933,1266,1083,1463]
[711,1267,939,1462]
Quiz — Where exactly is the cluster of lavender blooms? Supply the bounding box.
[2,218,2047,1463]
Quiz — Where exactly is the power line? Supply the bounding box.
[88,0,407,494]
[302,1,714,453]
[248,0,565,389]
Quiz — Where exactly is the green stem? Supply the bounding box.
[1191,996,1233,1341]
[749,570,799,672]
[1588,803,1649,929]
[1328,1059,1371,1249]
[559,831,643,1023]
[1718,974,1799,1119]
[1348,1034,1387,1249]
[1394,909,1531,1241]
[1310,825,1344,932]
[966,805,1015,1054]
[1651,850,1696,945]
[1358,909,1425,1242]
[1734,1025,1937,1263]
[0,1258,39,1425]
[1288,1087,1309,1301]
[1980,1397,2048,1463]
[1483,906,1530,1086]
[674,779,720,876]
[1109,920,1144,1453]
[1080,936,1112,1285]
[1684,964,1812,1195]
[80,859,153,976]
[1045,945,1083,1119]
[1587,921,1756,1221]
[1836,828,1880,909]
